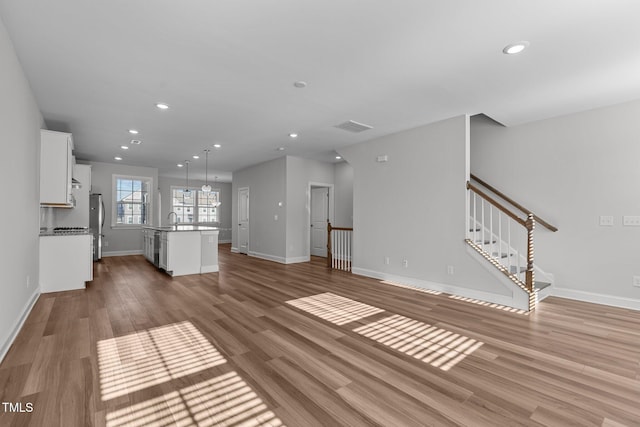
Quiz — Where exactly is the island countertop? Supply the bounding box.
[142,225,220,232]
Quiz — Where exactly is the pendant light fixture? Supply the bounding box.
[183,160,191,194]
[202,149,212,192]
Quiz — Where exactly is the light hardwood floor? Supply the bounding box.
[1,245,639,426]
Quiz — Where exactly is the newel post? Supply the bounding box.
[327,221,333,268]
[525,214,535,293]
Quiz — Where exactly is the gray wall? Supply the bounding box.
[471,100,640,308]
[339,115,511,297]
[334,161,354,228]
[158,176,232,242]
[89,161,159,255]
[285,156,334,260]
[0,17,44,360]
[232,156,287,259]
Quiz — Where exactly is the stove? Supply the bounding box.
[53,227,89,235]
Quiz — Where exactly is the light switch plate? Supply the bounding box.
[623,216,640,226]
[599,215,614,226]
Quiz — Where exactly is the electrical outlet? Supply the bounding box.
[402,259,408,268]
[633,276,640,288]
[103,240,109,247]
[447,265,454,275]
[384,257,390,265]
[623,216,640,226]
[599,216,614,226]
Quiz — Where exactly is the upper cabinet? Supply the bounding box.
[40,130,74,207]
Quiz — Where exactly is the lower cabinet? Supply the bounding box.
[141,228,219,276]
[40,234,93,292]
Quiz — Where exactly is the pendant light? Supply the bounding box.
[183,160,191,194]
[202,149,212,192]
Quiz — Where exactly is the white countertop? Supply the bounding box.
[142,225,220,232]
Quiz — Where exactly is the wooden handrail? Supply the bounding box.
[467,182,527,227]
[470,174,558,232]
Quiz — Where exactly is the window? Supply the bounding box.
[112,175,152,227]
[171,187,220,223]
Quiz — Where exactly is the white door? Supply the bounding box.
[310,187,329,257]
[238,187,250,254]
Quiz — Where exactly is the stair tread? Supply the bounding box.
[491,252,512,258]
[535,282,552,291]
[476,239,497,244]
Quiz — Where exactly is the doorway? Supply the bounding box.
[237,187,249,254]
[309,183,334,258]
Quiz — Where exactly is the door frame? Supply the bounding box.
[237,186,250,254]
[307,182,334,259]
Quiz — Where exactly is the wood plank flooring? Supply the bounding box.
[1,244,639,426]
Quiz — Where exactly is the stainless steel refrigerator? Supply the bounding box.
[89,194,105,261]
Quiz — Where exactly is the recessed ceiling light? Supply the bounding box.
[156,103,170,110]
[177,163,184,168]
[293,81,307,88]
[130,139,142,145]
[335,156,342,160]
[128,129,139,135]
[503,41,529,55]
[120,145,129,150]
[192,155,200,159]
[277,147,286,151]
[114,156,123,161]
[289,133,298,138]
[213,144,221,148]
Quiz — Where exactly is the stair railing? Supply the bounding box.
[466,177,557,309]
[327,222,353,272]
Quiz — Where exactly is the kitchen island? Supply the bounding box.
[142,225,219,277]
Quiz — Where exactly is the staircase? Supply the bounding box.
[466,175,557,311]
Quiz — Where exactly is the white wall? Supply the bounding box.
[334,161,354,228]
[471,100,640,309]
[89,161,158,255]
[0,16,44,361]
[232,157,287,260]
[339,115,512,299]
[285,156,334,261]
[158,176,233,242]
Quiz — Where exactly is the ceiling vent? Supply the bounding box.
[334,120,373,133]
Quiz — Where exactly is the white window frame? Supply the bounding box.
[170,186,221,224]
[112,174,153,228]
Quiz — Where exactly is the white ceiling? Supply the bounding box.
[2,0,640,182]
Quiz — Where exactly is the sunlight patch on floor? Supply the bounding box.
[98,321,227,401]
[106,371,284,427]
[448,294,528,314]
[379,280,442,295]
[353,314,483,371]
[286,292,384,325]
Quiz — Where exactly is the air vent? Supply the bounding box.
[334,120,373,133]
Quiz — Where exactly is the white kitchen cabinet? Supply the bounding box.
[40,130,74,206]
[165,231,201,276]
[159,231,168,269]
[39,234,93,293]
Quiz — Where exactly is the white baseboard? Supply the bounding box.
[102,250,144,257]
[352,267,527,310]
[249,251,286,264]
[552,287,640,311]
[247,251,310,265]
[230,247,239,253]
[285,255,310,264]
[218,239,231,244]
[200,265,219,273]
[0,289,40,364]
